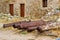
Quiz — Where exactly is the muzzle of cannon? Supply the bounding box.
[3,21,30,28]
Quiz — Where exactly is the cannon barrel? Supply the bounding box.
[3,20,51,32]
[3,21,30,28]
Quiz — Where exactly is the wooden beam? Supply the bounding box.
[20,4,25,17]
[9,4,14,16]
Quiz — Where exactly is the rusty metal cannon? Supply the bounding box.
[3,20,52,32]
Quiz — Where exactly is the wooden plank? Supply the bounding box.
[42,0,47,7]
[20,4,25,17]
[9,4,14,16]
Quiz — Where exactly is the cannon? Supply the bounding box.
[3,20,51,32]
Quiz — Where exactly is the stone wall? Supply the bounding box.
[0,0,60,18]
[0,0,9,13]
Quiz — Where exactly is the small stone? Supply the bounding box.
[28,39,35,40]
[56,38,60,40]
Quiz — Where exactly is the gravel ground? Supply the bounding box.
[0,27,56,40]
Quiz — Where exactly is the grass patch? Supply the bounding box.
[21,31,27,34]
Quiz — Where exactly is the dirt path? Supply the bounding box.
[0,28,55,40]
